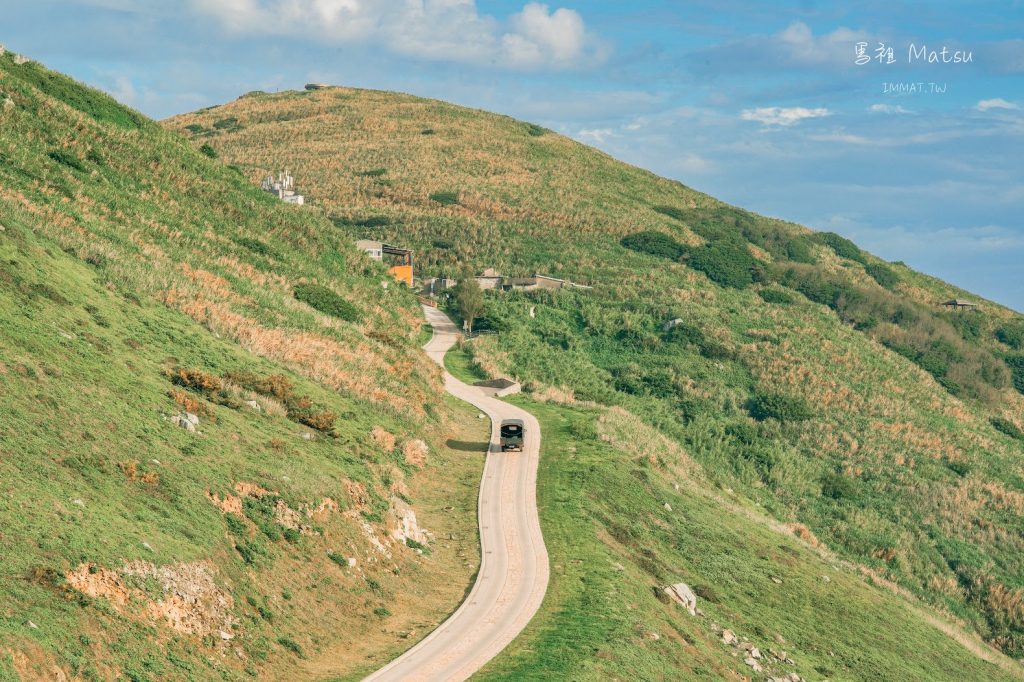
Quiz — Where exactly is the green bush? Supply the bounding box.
[749,392,813,422]
[327,551,349,568]
[652,205,687,222]
[373,607,392,617]
[821,472,857,500]
[236,237,272,256]
[995,321,1024,350]
[357,168,387,177]
[293,283,360,322]
[1006,355,1024,395]
[48,150,86,172]
[621,231,686,260]
[430,190,459,205]
[525,123,546,137]
[277,637,305,658]
[817,232,867,264]
[866,263,900,290]
[199,143,218,159]
[687,239,757,289]
[758,288,793,305]
[784,237,815,264]
[212,117,239,130]
[421,128,436,135]
[184,123,205,134]
[991,417,1024,441]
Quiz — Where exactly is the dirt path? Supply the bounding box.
[362,306,549,682]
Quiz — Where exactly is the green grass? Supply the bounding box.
[169,78,1024,667]
[0,51,469,680]
[477,399,1021,681]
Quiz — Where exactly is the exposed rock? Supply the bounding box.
[14,54,30,65]
[721,629,737,646]
[750,647,762,659]
[744,656,762,672]
[301,432,314,440]
[347,557,357,567]
[170,414,196,432]
[662,318,685,332]
[820,575,831,583]
[26,620,37,629]
[244,400,261,411]
[663,582,697,615]
[390,496,429,545]
[403,439,429,466]
[71,498,85,507]
[771,576,783,584]
[663,502,673,512]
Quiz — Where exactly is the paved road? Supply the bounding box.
[363,306,549,682]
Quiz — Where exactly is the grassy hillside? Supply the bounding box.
[169,85,1024,671]
[0,54,487,680]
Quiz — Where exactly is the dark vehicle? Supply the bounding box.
[499,419,525,452]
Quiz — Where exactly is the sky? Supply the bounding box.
[3,0,1023,310]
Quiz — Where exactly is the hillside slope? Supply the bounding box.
[169,85,1024,672]
[0,54,488,680]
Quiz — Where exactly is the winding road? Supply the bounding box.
[363,306,549,682]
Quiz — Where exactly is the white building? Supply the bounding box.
[261,170,304,205]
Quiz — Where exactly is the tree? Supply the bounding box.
[454,274,485,334]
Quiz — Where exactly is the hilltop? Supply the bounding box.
[168,85,1024,678]
[0,55,490,680]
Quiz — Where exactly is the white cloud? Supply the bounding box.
[976,98,1019,112]
[188,0,601,71]
[740,106,831,127]
[869,103,912,114]
[576,127,615,143]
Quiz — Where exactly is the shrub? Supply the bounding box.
[995,322,1024,350]
[687,239,757,289]
[749,392,813,422]
[947,460,972,477]
[1005,355,1024,395]
[212,117,239,129]
[373,607,391,617]
[277,637,304,658]
[429,190,459,205]
[293,283,360,322]
[432,239,454,250]
[236,237,272,256]
[184,123,205,134]
[296,409,337,432]
[169,367,222,393]
[821,472,857,500]
[784,237,815,264]
[357,168,387,177]
[816,232,867,264]
[621,231,686,260]
[327,552,349,568]
[759,288,793,305]
[85,148,105,166]
[421,128,435,135]
[866,263,900,290]
[653,205,687,222]
[198,143,218,159]
[405,538,430,554]
[48,150,86,172]
[525,123,546,137]
[991,417,1024,441]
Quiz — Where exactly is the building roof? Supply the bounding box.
[356,239,382,250]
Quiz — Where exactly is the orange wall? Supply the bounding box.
[388,264,413,287]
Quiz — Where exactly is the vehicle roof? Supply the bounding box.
[499,418,525,426]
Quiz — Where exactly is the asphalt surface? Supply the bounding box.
[362,306,549,682]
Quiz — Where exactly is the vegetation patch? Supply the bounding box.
[620,231,686,260]
[293,283,360,322]
[429,191,459,206]
[748,392,813,422]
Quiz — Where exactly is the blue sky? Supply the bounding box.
[5,1,1023,310]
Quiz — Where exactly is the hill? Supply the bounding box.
[168,85,1024,677]
[0,54,490,680]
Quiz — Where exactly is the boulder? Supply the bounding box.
[244,400,261,412]
[744,656,762,673]
[721,629,737,646]
[664,582,697,615]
